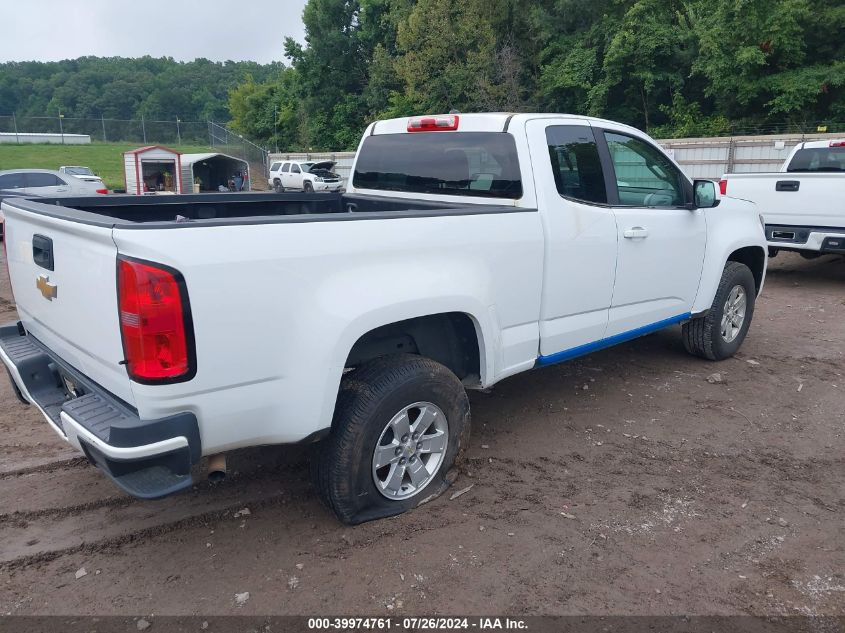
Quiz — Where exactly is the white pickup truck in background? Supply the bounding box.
[1,113,766,524]
[720,139,845,258]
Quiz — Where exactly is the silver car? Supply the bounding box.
[0,169,107,240]
[0,169,107,196]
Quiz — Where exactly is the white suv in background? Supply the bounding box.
[268,160,343,193]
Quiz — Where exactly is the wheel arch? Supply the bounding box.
[692,241,767,314]
[727,245,766,295]
[344,311,486,388]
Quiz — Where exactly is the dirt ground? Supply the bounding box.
[0,249,842,618]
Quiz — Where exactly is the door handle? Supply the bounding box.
[775,180,800,192]
[623,227,648,239]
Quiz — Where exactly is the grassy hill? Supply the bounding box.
[0,142,213,190]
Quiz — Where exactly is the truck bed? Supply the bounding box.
[6,192,517,228]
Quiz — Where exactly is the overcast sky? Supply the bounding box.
[0,0,308,64]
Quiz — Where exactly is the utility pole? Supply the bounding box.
[58,112,65,144]
[274,105,278,153]
[101,114,107,142]
[12,112,19,144]
[141,115,147,144]
[176,117,181,146]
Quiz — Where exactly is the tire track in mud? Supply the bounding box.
[0,493,295,572]
[0,466,315,569]
[0,456,88,478]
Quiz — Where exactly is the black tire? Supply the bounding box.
[767,247,779,258]
[800,251,821,260]
[682,261,756,361]
[273,179,284,193]
[312,354,470,525]
[303,181,314,193]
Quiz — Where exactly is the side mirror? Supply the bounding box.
[693,179,720,209]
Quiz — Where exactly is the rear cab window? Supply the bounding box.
[353,132,522,199]
[787,146,845,172]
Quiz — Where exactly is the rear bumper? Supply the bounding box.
[766,224,845,254]
[0,322,201,499]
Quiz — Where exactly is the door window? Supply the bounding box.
[0,173,25,189]
[546,126,607,204]
[291,164,301,174]
[281,163,291,173]
[26,173,64,188]
[269,162,281,172]
[604,132,685,207]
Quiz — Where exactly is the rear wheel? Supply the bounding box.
[273,179,284,193]
[682,261,756,361]
[312,354,470,525]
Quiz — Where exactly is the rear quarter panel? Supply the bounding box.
[112,210,544,453]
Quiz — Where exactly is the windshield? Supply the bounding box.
[353,132,522,199]
[300,162,315,173]
[64,166,94,176]
[787,147,845,172]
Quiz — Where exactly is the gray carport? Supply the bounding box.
[180,153,250,192]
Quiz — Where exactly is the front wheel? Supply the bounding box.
[682,261,756,361]
[303,181,314,193]
[312,354,470,525]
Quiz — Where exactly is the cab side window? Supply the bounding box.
[270,162,281,172]
[604,132,685,207]
[0,173,25,189]
[281,163,291,173]
[291,164,301,174]
[27,173,63,188]
[546,125,607,204]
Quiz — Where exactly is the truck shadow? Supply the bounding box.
[765,252,844,286]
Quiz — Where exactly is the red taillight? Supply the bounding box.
[719,179,728,195]
[96,188,108,194]
[407,114,459,132]
[117,257,195,383]
[829,140,845,148]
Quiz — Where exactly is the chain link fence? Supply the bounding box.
[0,115,213,146]
[0,115,271,189]
[207,121,271,190]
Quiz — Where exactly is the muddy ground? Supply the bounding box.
[0,250,842,617]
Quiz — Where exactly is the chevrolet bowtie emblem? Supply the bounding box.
[36,275,57,301]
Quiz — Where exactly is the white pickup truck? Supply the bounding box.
[720,139,845,258]
[0,113,766,524]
